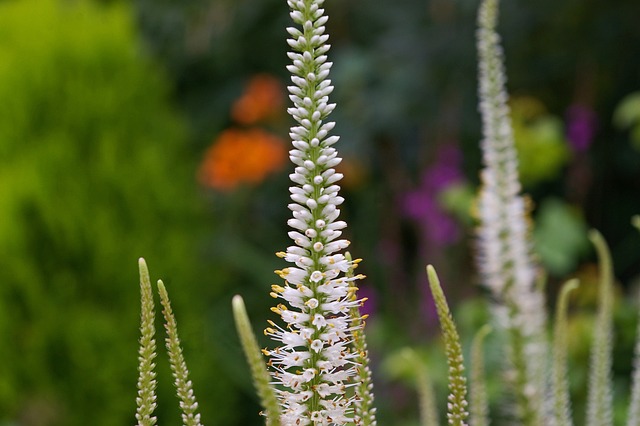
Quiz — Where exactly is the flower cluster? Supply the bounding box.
[232,74,285,125]
[262,0,370,424]
[199,73,288,192]
[475,0,548,422]
[198,128,287,191]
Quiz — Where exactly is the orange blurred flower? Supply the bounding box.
[199,128,287,191]
[231,74,284,125]
[335,157,368,190]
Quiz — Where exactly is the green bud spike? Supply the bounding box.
[232,295,280,425]
[426,265,469,426]
[135,258,158,426]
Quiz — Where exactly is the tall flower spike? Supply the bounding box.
[265,0,370,424]
[475,0,548,423]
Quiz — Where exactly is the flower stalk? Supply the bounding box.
[470,324,491,426]
[263,0,372,423]
[552,279,579,426]
[475,0,548,422]
[586,230,614,426]
[232,295,281,425]
[426,265,469,426]
[345,253,377,425]
[136,258,158,426]
[628,217,640,426]
[157,280,203,426]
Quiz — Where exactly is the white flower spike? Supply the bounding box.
[475,0,548,422]
[264,0,371,424]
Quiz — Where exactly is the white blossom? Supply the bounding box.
[265,0,368,424]
[475,0,548,422]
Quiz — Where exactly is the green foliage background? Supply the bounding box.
[0,0,266,424]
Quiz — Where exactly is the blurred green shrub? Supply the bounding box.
[0,0,244,424]
[534,198,590,276]
[614,92,640,151]
[510,97,570,187]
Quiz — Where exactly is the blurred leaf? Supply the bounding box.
[511,97,570,186]
[613,92,640,129]
[438,182,476,225]
[0,0,240,424]
[534,198,590,275]
[613,92,640,151]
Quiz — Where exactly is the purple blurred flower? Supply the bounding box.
[566,104,597,152]
[402,145,464,246]
[357,284,377,317]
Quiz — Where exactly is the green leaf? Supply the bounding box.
[613,93,640,150]
[534,198,590,276]
[613,92,640,129]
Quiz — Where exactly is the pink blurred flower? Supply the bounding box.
[402,145,464,246]
[566,104,597,152]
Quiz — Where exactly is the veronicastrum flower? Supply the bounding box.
[263,0,371,424]
[475,0,548,422]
